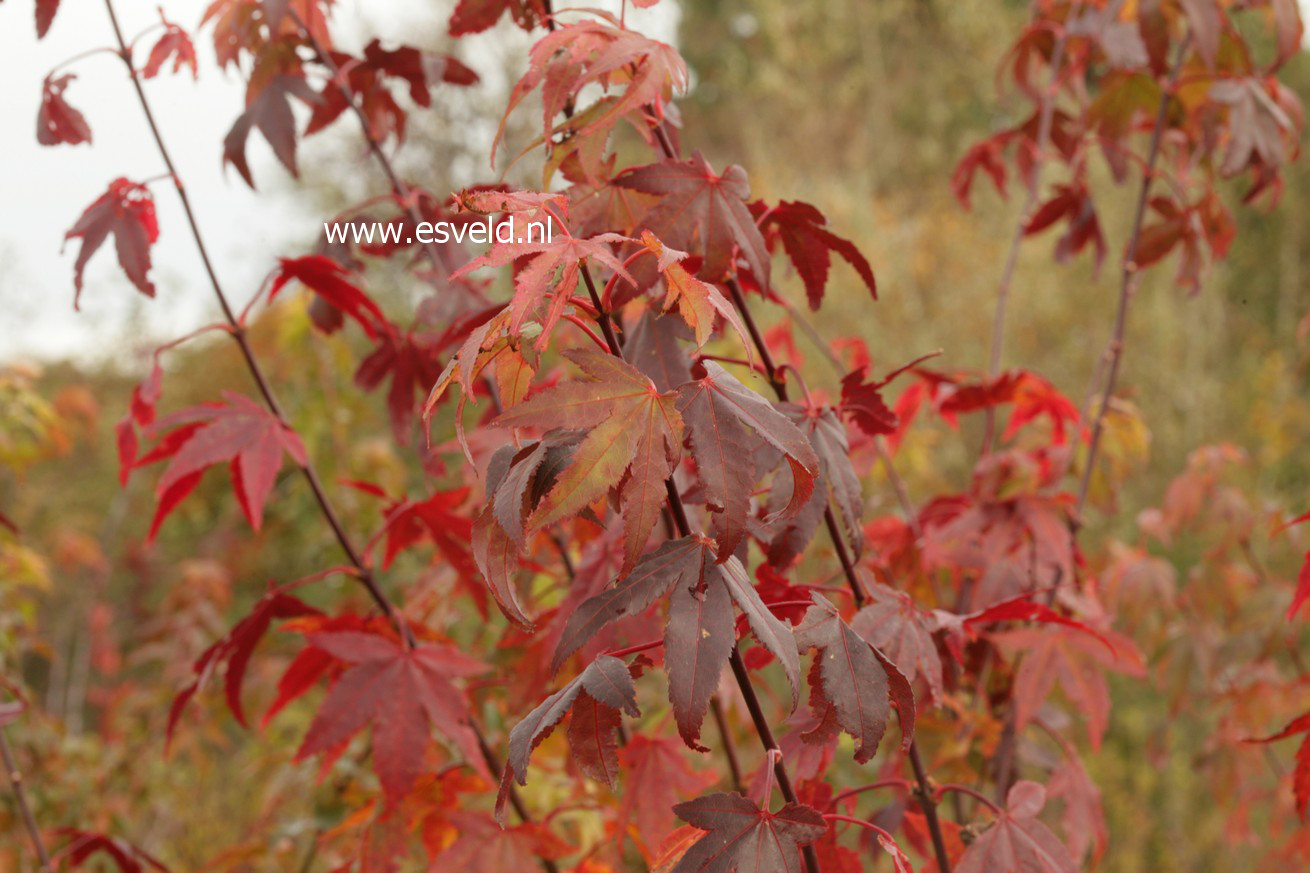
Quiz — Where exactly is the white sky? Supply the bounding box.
[0,0,678,365]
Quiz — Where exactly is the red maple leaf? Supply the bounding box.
[669,791,829,873]
[134,391,308,538]
[37,73,91,146]
[141,11,198,79]
[956,781,1076,873]
[166,584,322,744]
[63,178,159,308]
[751,200,877,309]
[616,152,772,285]
[267,254,389,339]
[223,74,319,188]
[296,629,490,804]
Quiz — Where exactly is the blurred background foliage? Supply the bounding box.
[1,0,1307,869]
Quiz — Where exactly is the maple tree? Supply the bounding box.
[5,1,1310,872]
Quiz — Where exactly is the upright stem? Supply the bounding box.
[720,274,952,872]
[1,728,54,872]
[579,265,821,873]
[99,3,551,860]
[981,16,1075,456]
[1074,32,1192,526]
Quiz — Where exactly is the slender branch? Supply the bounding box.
[1073,32,1192,527]
[709,697,745,793]
[1,727,54,872]
[826,779,913,810]
[937,782,1004,815]
[981,14,1077,455]
[579,263,821,873]
[721,275,952,873]
[99,2,551,858]
[824,813,899,845]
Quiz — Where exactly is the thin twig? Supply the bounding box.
[1074,31,1193,526]
[1,727,54,872]
[981,12,1077,456]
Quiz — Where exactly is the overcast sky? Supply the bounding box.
[0,0,678,365]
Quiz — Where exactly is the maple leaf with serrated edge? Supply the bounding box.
[494,16,687,165]
[297,630,490,804]
[638,231,751,350]
[496,655,639,822]
[795,594,914,763]
[133,391,307,539]
[63,178,159,309]
[670,792,829,873]
[956,781,1077,873]
[53,829,168,873]
[849,581,944,705]
[677,361,820,559]
[223,74,319,188]
[354,331,444,442]
[493,349,682,574]
[38,74,91,146]
[551,536,799,750]
[141,12,198,79]
[618,736,718,859]
[839,368,897,438]
[304,40,477,145]
[751,200,877,309]
[451,211,633,349]
[616,152,771,285]
[268,255,389,340]
[992,626,1145,750]
[165,585,321,746]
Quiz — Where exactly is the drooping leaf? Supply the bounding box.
[677,361,820,557]
[795,594,913,763]
[497,655,639,820]
[956,781,1077,873]
[670,791,828,873]
[297,630,490,804]
[553,536,707,672]
[223,74,319,188]
[783,403,865,558]
[166,585,321,743]
[493,349,683,574]
[63,178,159,308]
[37,74,91,146]
[665,551,736,752]
[638,231,751,350]
[751,200,877,309]
[135,391,307,538]
[142,12,198,79]
[354,331,444,442]
[849,582,944,705]
[617,153,771,285]
[268,255,389,340]
[992,627,1145,749]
